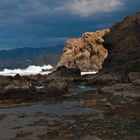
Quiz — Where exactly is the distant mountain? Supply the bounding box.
[0,45,64,70]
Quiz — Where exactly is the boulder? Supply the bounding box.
[3,82,30,93]
[47,65,81,80]
[58,29,110,71]
[45,80,68,97]
[14,73,22,80]
[0,76,31,99]
[128,72,140,86]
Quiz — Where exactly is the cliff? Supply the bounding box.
[58,12,140,76]
[82,12,140,87]
[103,12,140,74]
[105,12,140,53]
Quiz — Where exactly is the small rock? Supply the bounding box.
[17,112,27,118]
[113,131,118,136]
[45,80,68,97]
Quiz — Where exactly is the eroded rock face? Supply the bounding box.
[88,12,140,87]
[58,29,110,71]
[105,12,140,53]
[103,12,140,74]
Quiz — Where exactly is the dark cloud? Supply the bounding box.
[0,0,139,50]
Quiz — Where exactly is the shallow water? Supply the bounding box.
[69,85,97,94]
[0,85,139,140]
[0,101,101,140]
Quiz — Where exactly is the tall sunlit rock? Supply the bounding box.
[58,29,110,71]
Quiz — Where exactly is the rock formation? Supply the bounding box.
[58,29,110,71]
[0,76,30,99]
[102,12,140,76]
[84,12,140,83]
[47,65,81,80]
[0,12,139,101]
[85,12,140,103]
[45,80,68,97]
[105,12,140,53]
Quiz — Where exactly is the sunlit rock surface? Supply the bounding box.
[58,29,110,71]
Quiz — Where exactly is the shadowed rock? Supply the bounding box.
[47,66,81,80]
[45,80,68,97]
[87,12,140,85]
[103,12,140,74]
[0,76,30,99]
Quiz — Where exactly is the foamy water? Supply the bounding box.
[0,65,53,76]
[0,65,97,76]
[81,71,97,75]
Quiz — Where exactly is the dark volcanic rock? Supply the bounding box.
[86,12,140,86]
[105,13,140,53]
[128,72,140,86]
[47,66,81,81]
[83,13,140,103]
[0,76,31,99]
[14,73,22,80]
[84,73,122,86]
[99,83,140,104]
[89,12,140,104]
[45,80,68,97]
[103,12,140,74]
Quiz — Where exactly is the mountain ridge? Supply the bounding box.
[0,45,63,70]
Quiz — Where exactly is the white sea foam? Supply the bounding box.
[0,65,53,76]
[81,71,97,75]
[0,65,98,76]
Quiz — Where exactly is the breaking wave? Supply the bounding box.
[0,65,53,76]
[0,65,98,76]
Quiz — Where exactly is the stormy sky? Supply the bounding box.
[0,0,139,50]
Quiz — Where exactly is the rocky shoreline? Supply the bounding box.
[0,74,139,140]
[0,12,140,140]
[0,12,139,102]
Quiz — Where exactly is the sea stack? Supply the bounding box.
[58,29,110,72]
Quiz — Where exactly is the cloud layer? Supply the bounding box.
[0,0,124,24]
[55,0,123,17]
[0,0,139,50]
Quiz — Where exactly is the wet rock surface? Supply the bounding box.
[102,12,140,76]
[0,86,139,140]
[45,80,68,97]
[99,83,140,104]
[0,73,139,140]
[47,65,81,81]
[128,72,140,86]
[0,76,31,99]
